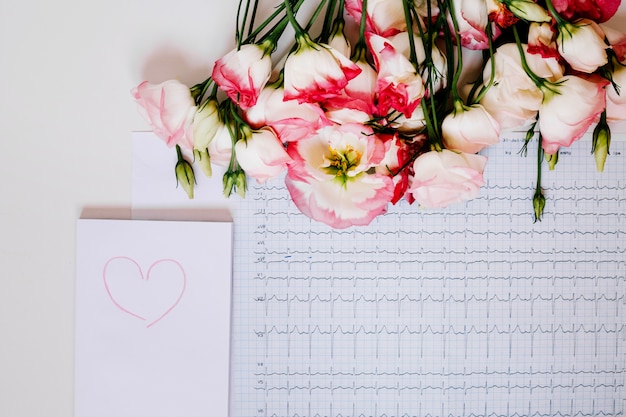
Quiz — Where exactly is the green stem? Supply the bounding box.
[247,0,260,39]
[402,0,418,66]
[235,0,245,46]
[518,119,538,157]
[351,0,368,57]
[242,0,305,45]
[469,24,496,104]
[512,25,560,95]
[420,99,442,151]
[445,0,465,102]
[319,0,338,42]
[190,77,214,105]
[533,133,546,222]
[283,0,306,37]
[304,0,329,33]
[543,0,567,26]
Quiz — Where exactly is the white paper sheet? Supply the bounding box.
[74,218,232,417]
[132,131,626,417]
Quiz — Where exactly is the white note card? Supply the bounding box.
[74,219,232,417]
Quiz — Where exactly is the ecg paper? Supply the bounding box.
[227,132,626,417]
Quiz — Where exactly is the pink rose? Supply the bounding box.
[132,80,196,149]
[344,0,407,37]
[442,102,500,154]
[539,75,607,154]
[235,127,292,183]
[409,150,487,208]
[243,86,331,142]
[552,0,620,23]
[285,123,394,228]
[367,33,425,118]
[212,42,273,109]
[557,19,608,73]
[283,33,361,104]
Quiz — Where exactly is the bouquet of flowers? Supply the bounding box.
[132,0,624,229]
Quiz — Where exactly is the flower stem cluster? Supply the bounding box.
[132,0,625,228]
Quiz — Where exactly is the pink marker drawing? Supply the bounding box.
[102,256,186,328]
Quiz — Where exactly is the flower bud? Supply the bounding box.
[175,145,196,199]
[234,170,247,198]
[328,19,351,59]
[546,151,558,170]
[502,0,551,23]
[194,148,212,178]
[193,99,221,150]
[592,119,611,172]
[223,169,247,198]
[533,188,546,222]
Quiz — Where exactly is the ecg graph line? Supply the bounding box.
[232,138,626,417]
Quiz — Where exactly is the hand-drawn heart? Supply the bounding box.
[102,257,186,328]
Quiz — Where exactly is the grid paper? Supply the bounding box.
[230,133,626,417]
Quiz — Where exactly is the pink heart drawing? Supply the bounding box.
[102,257,186,328]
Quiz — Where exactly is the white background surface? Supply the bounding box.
[1,1,626,416]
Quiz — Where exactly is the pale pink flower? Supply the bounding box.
[601,24,626,62]
[387,108,427,134]
[324,107,372,125]
[486,0,519,29]
[367,33,425,118]
[480,43,563,130]
[384,31,448,94]
[344,0,407,37]
[606,63,626,123]
[375,134,421,204]
[527,22,559,59]
[283,33,361,104]
[442,102,500,154]
[448,0,495,50]
[413,0,441,18]
[539,75,607,154]
[207,123,234,168]
[327,21,351,59]
[409,150,487,208]
[132,80,196,149]
[285,123,394,228]
[324,56,378,115]
[212,42,273,109]
[384,31,427,65]
[500,0,551,23]
[235,127,292,183]
[557,19,608,73]
[244,86,331,142]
